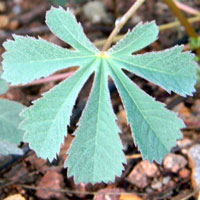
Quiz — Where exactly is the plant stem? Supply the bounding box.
[102,0,145,52]
[174,0,200,15]
[11,71,74,88]
[95,15,200,47]
[163,0,200,56]
[112,0,118,18]
[159,15,200,31]
[10,12,200,88]
[11,15,200,88]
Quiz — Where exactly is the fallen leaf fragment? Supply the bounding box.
[176,138,193,149]
[4,163,32,183]
[117,108,127,126]
[3,194,25,200]
[25,153,47,173]
[36,171,65,200]
[173,102,191,119]
[119,194,142,200]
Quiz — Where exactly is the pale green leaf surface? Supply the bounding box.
[0,72,8,94]
[108,22,158,56]
[65,59,126,184]
[2,35,93,85]
[21,59,97,161]
[0,99,25,145]
[111,46,197,96]
[0,140,23,155]
[108,63,184,163]
[1,6,197,184]
[46,7,99,53]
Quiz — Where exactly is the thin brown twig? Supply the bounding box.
[163,0,200,56]
[94,15,200,47]
[11,71,74,88]
[102,0,145,52]
[174,0,200,16]
[5,13,200,89]
[125,154,141,160]
[180,189,199,200]
[17,184,146,196]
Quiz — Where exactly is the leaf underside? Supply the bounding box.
[0,99,25,155]
[65,59,126,184]
[2,7,197,183]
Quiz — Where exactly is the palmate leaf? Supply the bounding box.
[0,99,25,155]
[2,7,197,184]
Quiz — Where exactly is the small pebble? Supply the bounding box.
[179,168,190,179]
[0,15,9,28]
[0,2,6,12]
[8,20,19,30]
[82,1,111,24]
[163,153,187,173]
[94,188,124,200]
[151,181,162,190]
[162,176,171,185]
[127,162,149,188]
[127,160,159,188]
[12,5,21,15]
[140,160,159,177]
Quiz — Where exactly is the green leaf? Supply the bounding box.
[189,37,200,50]
[0,72,8,94]
[196,67,200,88]
[2,35,94,85]
[110,46,197,96]
[0,99,25,155]
[0,99,25,144]
[108,22,158,56]
[46,7,99,53]
[108,64,184,163]
[65,59,126,184]
[2,6,197,184]
[0,140,23,155]
[22,59,97,161]
[47,0,66,6]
